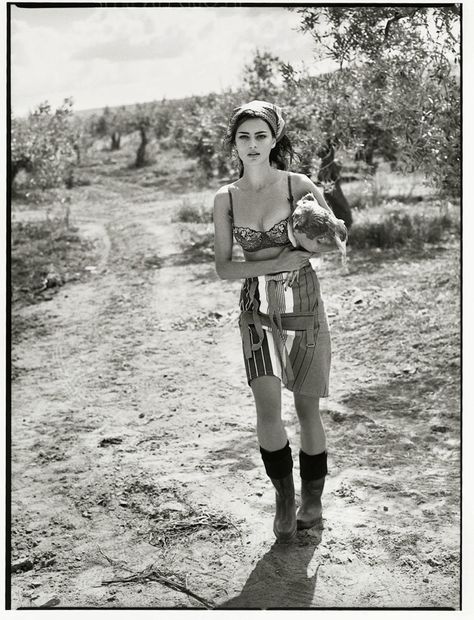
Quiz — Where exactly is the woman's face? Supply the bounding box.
[233,117,276,166]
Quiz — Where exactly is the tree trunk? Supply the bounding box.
[135,127,148,168]
[317,142,353,229]
[111,131,121,151]
[73,144,81,165]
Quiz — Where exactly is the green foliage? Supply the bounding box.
[294,6,460,67]
[92,104,129,149]
[168,90,245,181]
[11,98,77,191]
[288,5,460,196]
[242,49,282,100]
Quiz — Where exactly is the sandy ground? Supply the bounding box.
[10,178,460,609]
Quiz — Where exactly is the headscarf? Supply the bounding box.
[228,100,286,142]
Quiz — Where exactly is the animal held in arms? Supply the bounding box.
[286,192,348,286]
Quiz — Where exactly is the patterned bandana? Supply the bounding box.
[229,100,286,142]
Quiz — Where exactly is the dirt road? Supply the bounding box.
[10,179,460,609]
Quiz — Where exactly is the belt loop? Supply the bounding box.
[306,317,315,348]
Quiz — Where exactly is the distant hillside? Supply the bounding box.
[73,93,220,119]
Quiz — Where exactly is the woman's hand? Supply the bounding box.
[274,247,318,272]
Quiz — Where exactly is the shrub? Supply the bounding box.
[11,99,77,191]
[175,198,213,224]
[348,203,459,249]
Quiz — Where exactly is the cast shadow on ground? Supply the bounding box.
[217,529,323,609]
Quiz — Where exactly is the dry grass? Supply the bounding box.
[342,167,437,210]
[11,213,98,307]
[175,197,213,223]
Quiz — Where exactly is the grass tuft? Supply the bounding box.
[175,198,213,224]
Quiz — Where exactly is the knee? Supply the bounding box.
[294,395,320,423]
[256,406,282,427]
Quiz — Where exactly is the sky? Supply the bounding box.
[10,4,336,116]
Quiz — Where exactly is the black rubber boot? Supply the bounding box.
[270,473,297,542]
[260,441,297,543]
[296,450,327,530]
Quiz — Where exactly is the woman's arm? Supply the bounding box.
[213,188,312,280]
[292,173,334,214]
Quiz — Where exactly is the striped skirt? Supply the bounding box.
[238,263,331,397]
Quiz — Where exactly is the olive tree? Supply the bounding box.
[290,5,461,196]
[11,98,77,191]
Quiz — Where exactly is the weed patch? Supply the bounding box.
[11,215,98,307]
[175,198,213,224]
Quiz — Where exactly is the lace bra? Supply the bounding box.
[228,172,295,253]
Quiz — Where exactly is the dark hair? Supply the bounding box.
[223,110,298,178]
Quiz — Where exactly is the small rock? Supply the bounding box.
[41,558,56,568]
[38,596,60,608]
[160,501,186,513]
[431,425,449,433]
[423,577,429,583]
[82,511,91,518]
[138,413,145,419]
[427,557,442,567]
[118,501,128,507]
[383,506,388,512]
[99,437,123,447]
[12,558,33,573]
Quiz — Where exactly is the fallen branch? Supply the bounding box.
[101,563,215,609]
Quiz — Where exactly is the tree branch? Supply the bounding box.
[384,8,419,41]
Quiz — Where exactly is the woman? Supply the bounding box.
[213,100,333,543]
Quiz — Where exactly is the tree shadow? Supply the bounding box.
[217,529,323,609]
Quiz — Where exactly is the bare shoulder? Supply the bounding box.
[214,184,231,204]
[290,172,319,194]
[213,184,234,221]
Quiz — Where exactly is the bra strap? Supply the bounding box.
[227,187,234,221]
[287,172,295,212]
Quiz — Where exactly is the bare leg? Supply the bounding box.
[251,375,287,451]
[251,375,296,541]
[293,393,326,454]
